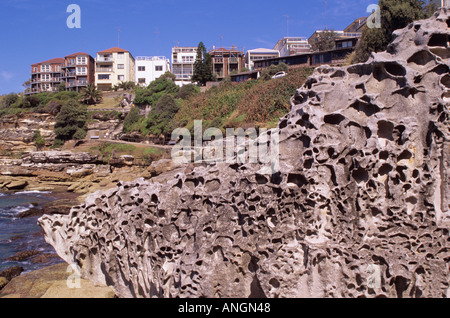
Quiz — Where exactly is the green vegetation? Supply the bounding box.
[311,29,338,52]
[352,0,436,63]
[134,75,179,107]
[146,94,180,136]
[192,42,215,86]
[53,99,88,146]
[80,84,103,105]
[89,142,168,165]
[123,106,142,134]
[33,130,46,150]
[174,67,314,133]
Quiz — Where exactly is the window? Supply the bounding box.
[138,66,146,72]
[155,65,163,71]
[77,56,87,64]
[77,67,87,75]
[118,75,125,81]
[42,74,51,81]
[42,83,50,91]
[118,64,125,69]
[138,78,146,84]
[41,65,50,72]
[98,74,110,80]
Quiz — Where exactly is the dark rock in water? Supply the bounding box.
[6,251,42,262]
[39,10,450,298]
[41,199,78,216]
[0,266,24,281]
[17,207,44,219]
[30,253,61,264]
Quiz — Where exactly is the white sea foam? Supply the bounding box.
[14,190,51,195]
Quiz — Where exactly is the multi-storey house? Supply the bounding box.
[135,56,171,86]
[63,52,95,91]
[209,46,245,80]
[171,47,197,87]
[95,47,136,91]
[29,58,65,94]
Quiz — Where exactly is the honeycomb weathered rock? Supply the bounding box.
[39,9,450,298]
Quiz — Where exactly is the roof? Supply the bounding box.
[97,47,130,54]
[31,57,65,66]
[65,52,91,58]
[247,48,280,54]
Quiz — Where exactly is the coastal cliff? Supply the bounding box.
[39,10,449,298]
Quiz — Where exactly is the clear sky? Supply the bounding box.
[0,0,375,94]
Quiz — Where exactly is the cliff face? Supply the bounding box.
[39,10,450,298]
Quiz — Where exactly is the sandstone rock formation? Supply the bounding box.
[39,10,450,298]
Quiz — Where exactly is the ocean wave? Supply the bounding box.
[14,190,52,195]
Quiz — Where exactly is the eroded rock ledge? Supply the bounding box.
[39,10,450,298]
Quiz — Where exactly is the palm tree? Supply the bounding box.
[81,84,103,105]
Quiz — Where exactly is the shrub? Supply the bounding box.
[54,99,87,141]
[123,106,141,133]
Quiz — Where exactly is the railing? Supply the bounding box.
[229,57,239,64]
[96,57,114,62]
[40,78,63,82]
[67,81,88,87]
[214,71,225,78]
[136,56,169,61]
[96,67,113,72]
[213,58,224,64]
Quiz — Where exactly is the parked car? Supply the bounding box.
[272,71,287,79]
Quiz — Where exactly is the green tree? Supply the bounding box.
[33,130,46,150]
[146,94,180,138]
[352,0,430,63]
[123,106,142,133]
[80,84,103,105]
[1,93,18,108]
[311,29,338,52]
[54,99,87,141]
[260,63,289,81]
[134,77,179,106]
[192,42,215,86]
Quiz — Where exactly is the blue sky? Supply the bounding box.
[0,0,375,94]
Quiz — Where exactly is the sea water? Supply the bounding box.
[0,191,63,272]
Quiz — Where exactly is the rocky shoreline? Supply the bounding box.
[0,151,184,298]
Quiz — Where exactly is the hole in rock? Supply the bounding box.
[447,18,450,28]
[379,151,389,160]
[330,70,346,78]
[350,100,380,117]
[428,33,448,47]
[287,173,308,187]
[377,121,395,140]
[324,113,346,125]
[406,196,418,205]
[407,50,435,66]
[379,164,393,176]
[440,74,450,88]
[299,135,311,148]
[270,172,283,185]
[398,150,412,161]
[384,62,406,77]
[279,119,288,129]
[269,278,281,289]
[304,159,314,169]
[255,174,268,185]
[352,167,369,183]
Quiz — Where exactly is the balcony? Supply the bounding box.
[229,57,239,64]
[96,67,113,72]
[213,58,224,64]
[64,72,76,78]
[67,80,89,87]
[96,57,114,63]
[40,78,63,83]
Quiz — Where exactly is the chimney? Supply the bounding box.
[232,45,235,50]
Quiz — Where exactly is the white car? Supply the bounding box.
[272,71,287,79]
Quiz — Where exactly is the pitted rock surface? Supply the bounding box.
[39,10,450,298]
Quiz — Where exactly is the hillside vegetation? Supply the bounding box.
[174,67,314,133]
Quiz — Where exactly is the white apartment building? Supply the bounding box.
[95,47,136,91]
[171,47,197,87]
[274,37,312,57]
[245,48,280,71]
[135,56,171,86]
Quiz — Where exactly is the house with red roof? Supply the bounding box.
[95,47,135,91]
[29,58,65,94]
[63,52,96,92]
